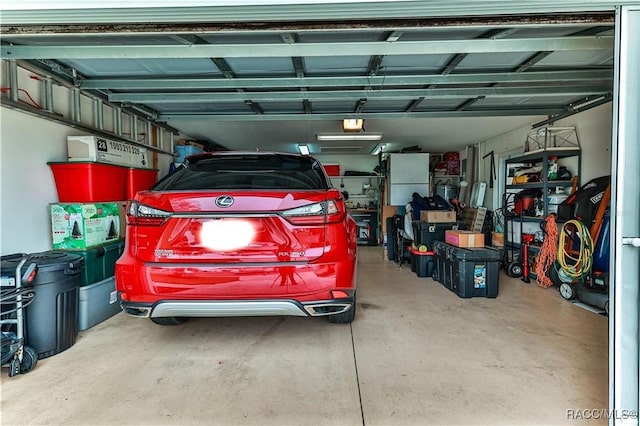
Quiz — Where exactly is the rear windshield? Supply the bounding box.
[153,154,330,191]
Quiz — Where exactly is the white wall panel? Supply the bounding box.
[1,108,73,254]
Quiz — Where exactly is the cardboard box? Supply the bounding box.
[445,230,485,248]
[67,135,150,169]
[381,205,398,233]
[461,207,487,232]
[491,232,504,247]
[177,139,206,151]
[117,201,127,238]
[419,210,456,223]
[51,202,122,250]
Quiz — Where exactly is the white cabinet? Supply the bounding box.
[388,153,430,205]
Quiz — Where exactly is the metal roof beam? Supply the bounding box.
[210,57,236,79]
[456,95,486,111]
[80,69,612,90]
[292,56,305,78]
[109,85,612,103]
[303,99,312,114]
[0,4,621,26]
[156,108,564,121]
[244,100,264,114]
[1,36,613,59]
[514,51,554,73]
[405,97,425,112]
[439,53,467,75]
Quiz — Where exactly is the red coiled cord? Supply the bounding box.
[536,214,559,288]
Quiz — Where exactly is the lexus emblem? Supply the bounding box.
[215,195,234,208]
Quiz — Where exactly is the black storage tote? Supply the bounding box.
[432,242,501,298]
[411,220,465,251]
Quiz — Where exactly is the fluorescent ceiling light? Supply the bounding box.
[317,133,382,141]
[298,144,310,155]
[342,118,364,132]
[371,143,388,155]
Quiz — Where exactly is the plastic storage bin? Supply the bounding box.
[432,240,447,284]
[63,240,125,286]
[48,161,127,202]
[414,250,435,278]
[433,242,501,298]
[411,220,465,251]
[175,145,204,163]
[126,167,158,199]
[1,251,84,359]
[409,248,417,272]
[323,164,341,176]
[78,277,121,331]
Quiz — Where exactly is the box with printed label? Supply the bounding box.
[461,207,487,232]
[445,230,485,248]
[50,203,122,250]
[67,135,150,169]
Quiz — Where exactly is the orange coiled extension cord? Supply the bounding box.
[536,214,559,288]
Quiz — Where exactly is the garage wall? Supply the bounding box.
[313,154,380,197]
[478,102,613,210]
[0,107,177,255]
[1,108,76,254]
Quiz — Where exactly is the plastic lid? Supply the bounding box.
[1,250,84,273]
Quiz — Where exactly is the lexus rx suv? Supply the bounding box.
[115,152,358,325]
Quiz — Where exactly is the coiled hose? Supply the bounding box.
[557,219,594,280]
[0,287,36,315]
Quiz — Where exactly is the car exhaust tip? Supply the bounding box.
[122,305,151,318]
[303,303,352,316]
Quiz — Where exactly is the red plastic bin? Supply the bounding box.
[48,161,127,202]
[126,167,158,199]
[323,164,341,176]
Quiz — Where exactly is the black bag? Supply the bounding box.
[410,193,450,220]
[557,176,610,223]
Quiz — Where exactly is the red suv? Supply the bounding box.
[115,152,358,325]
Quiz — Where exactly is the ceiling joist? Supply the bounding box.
[1,36,613,59]
[108,85,612,104]
[79,70,612,90]
[156,108,568,121]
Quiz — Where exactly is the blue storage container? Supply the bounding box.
[593,214,610,273]
[78,277,121,331]
[175,145,204,163]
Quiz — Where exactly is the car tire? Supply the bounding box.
[150,317,187,326]
[327,297,356,324]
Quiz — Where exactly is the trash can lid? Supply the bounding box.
[1,251,84,275]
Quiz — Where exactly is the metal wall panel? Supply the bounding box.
[0,1,632,24]
[610,5,640,426]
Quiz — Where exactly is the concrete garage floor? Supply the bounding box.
[1,247,608,425]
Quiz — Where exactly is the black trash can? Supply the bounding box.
[1,251,84,359]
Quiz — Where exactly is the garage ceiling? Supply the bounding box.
[1,3,618,155]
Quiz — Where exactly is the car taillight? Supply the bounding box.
[281,200,345,225]
[126,201,172,226]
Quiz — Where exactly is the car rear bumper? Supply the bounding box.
[121,297,354,318]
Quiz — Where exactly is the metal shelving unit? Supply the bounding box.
[502,146,581,277]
